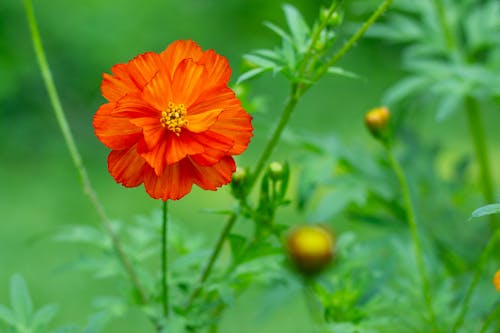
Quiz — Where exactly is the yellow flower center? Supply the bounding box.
[160,102,188,136]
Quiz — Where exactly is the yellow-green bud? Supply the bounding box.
[365,106,390,140]
[286,225,335,275]
[268,161,284,181]
[320,8,342,27]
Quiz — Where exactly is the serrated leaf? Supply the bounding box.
[32,304,59,329]
[0,305,16,326]
[236,67,267,84]
[327,66,360,79]
[470,204,500,220]
[10,274,33,326]
[282,4,310,52]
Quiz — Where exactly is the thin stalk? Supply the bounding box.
[162,200,169,317]
[314,0,394,82]
[452,229,500,333]
[466,97,498,231]
[479,301,500,333]
[184,212,238,310]
[386,147,437,328]
[23,0,148,305]
[248,83,301,189]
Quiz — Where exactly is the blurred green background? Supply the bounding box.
[1,0,500,332]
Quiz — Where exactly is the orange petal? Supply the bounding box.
[138,131,204,175]
[108,145,149,188]
[189,131,235,166]
[160,40,204,77]
[186,108,223,133]
[198,49,232,88]
[190,87,253,154]
[93,103,142,150]
[143,160,194,200]
[171,59,208,106]
[101,52,164,102]
[141,69,174,112]
[189,156,236,190]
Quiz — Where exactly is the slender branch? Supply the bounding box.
[465,97,498,231]
[314,0,393,81]
[184,212,238,310]
[248,83,301,189]
[479,300,500,333]
[452,229,500,333]
[162,200,169,317]
[386,147,437,328]
[23,0,148,305]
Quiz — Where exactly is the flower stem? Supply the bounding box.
[184,212,238,311]
[162,200,169,317]
[452,229,500,333]
[314,0,393,82]
[465,96,498,231]
[23,0,148,305]
[385,146,437,328]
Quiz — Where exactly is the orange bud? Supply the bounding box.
[286,225,335,275]
[494,270,500,292]
[365,106,390,140]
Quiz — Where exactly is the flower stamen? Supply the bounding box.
[160,102,188,135]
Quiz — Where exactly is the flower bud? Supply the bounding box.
[231,167,248,200]
[268,161,284,182]
[365,106,391,140]
[320,8,342,27]
[286,225,335,276]
[494,270,500,292]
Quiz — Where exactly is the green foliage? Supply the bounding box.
[369,0,500,120]
[470,204,500,220]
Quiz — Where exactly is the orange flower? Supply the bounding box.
[93,40,253,200]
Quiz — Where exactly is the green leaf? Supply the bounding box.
[83,312,110,333]
[253,49,282,62]
[382,76,429,105]
[32,304,59,329]
[435,93,463,121]
[0,305,16,326]
[470,204,500,220]
[282,4,310,52]
[243,54,278,69]
[263,21,292,43]
[236,67,267,84]
[327,66,360,79]
[10,274,33,326]
[227,234,247,260]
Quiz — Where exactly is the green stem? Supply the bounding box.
[479,300,500,333]
[314,0,393,82]
[184,212,238,311]
[386,146,437,328]
[466,97,498,231]
[162,200,169,317]
[23,0,148,305]
[452,229,500,333]
[248,83,302,189]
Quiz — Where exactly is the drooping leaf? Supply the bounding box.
[327,66,360,79]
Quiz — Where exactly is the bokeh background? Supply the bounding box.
[1,0,500,332]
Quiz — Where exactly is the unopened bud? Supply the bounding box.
[320,8,342,27]
[231,167,248,200]
[268,161,284,181]
[365,106,390,140]
[286,225,335,276]
[494,270,500,292]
